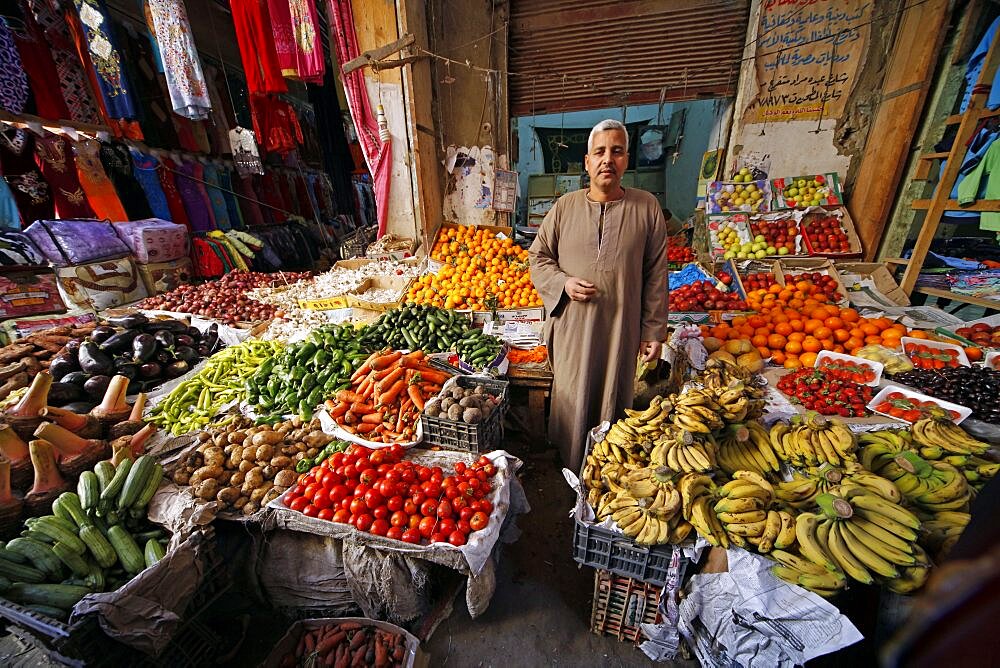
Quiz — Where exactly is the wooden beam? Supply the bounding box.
[341,33,415,74]
[945,108,1000,125]
[911,198,1000,211]
[918,151,950,160]
[916,287,1000,311]
[848,0,952,260]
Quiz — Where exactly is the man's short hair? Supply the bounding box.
[588,120,629,153]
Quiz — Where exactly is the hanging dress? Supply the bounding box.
[230,0,287,95]
[98,141,152,220]
[145,0,212,120]
[130,150,171,221]
[287,0,324,83]
[11,10,71,120]
[156,158,191,229]
[70,0,139,129]
[34,134,94,219]
[0,18,29,114]
[201,164,232,231]
[217,168,246,229]
[0,129,53,225]
[0,177,20,230]
[172,159,215,232]
[235,174,266,227]
[74,139,128,221]
[229,127,264,176]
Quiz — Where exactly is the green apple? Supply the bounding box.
[724,250,736,259]
[767,246,777,255]
[797,179,806,188]
[787,187,798,197]
[739,167,750,175]
[755,250,767,259]
[754,234,766,243]
[778,246,790,255]
[736,252,748,259]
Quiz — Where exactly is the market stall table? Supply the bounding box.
[506,364,552,443]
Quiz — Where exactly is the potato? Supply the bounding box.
[459,396,482,409]
[242,445,258,462]
[306,447,319,458]
[292,451,305,462]
[252,431,283,447]
[447,404,463,421]
[262,487,282,504]
[197,431,211,443]
[270,456,292,469]
[233,496,249,509]
[244,468,264,490]
[228,431,247,445]
[274,469,297,487]
[281,446,297,456]
[228,446,244,468]
[189,464,223,487]
[304,432,332,448]
[242,501,259,515]
[255,443,274,462]
[195,479,219,500]
[238,460,254,473]
[262,465,276,480]
[217,487,240,505]
[463,407,483,424]
[212,433,228,449]
[289,428,306,442]
[441,397,455,411]
[172,469,191,485]
[223,444,234,456]
[203,446,226,468]
[250,482,273,504]
[291,416,303,428]
[229,471,246,487]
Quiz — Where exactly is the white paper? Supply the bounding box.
[678,548,863,667]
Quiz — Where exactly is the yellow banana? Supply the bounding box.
[770,549,829,575]
[838,519,899,578]
[717,509,767,525]
[827,521,873,585]
[796,513,838,572]
[757,510,781,553]
[774,510,797,549]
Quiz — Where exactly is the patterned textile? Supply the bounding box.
[34,134,94,219]
[229,126,264,176]
[0,18,28,114]
[71,0,137,120]
[146,0,212,120]
[0,129,53,225]
[74,138,127,221]
[287,0,324,83]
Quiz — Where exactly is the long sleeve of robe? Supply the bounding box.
[529,188,669,470]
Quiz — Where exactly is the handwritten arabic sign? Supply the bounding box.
[744,0,872,123]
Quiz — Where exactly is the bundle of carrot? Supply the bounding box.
[279,620,409,668]
[323,349,451,444]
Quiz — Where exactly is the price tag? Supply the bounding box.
[297,296,348,310]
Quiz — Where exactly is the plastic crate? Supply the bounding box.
[573,517,683,587]
[421,376,509,453]
[590,569,662,643]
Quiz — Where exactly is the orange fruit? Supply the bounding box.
[799,351,818,367]
[785,340,803,355]
[860,323,880,336]
[824,317,844,330]
[833,345,845,354]
[845,337,863,351]
[748,315,766,329]
[756,346,771,358]
[802,337,822,353]
[784,357,803,370]
[864,335,883,345]
[751,334,769,348]
[909,330,929,339]
[788,332,806,343]
[774,322,793,337]
[813,326,833,341]
[965,346,984,362]
[771,350,787,364]
[804,319,823,334]
[840,308,860,323]
[768,334,788,350]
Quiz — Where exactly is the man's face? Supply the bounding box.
[585,129,628,191]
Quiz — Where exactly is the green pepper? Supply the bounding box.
[295,458,314,473]
[295,342,317,363]
[290,366,306,381]
[311,349,330,367]
[298,399,314,422]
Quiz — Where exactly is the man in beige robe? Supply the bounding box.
[529,119,670,470]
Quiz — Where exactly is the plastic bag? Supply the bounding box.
[854,344,914,374]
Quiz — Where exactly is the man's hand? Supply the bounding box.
[565,277,597,302]
[641,341,662,363]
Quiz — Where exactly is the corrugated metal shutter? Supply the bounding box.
[510,0,750,115]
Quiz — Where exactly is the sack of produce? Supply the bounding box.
[113,219,191,264]
[262,617,420,668]
[55,257,148,312]
[0,231,46,267]
[137,257,194,296]
[24,219,132,268]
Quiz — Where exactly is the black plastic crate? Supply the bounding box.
[573,517,687,587]
[421,376,509,453]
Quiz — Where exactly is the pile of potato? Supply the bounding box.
[171,416,334,515]
[423,384,501,425]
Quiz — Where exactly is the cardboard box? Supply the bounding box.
[800,206,862,258]
[772,257,848,305]
[0,269,66,318]
[771,172,844,209]
[345,275,413,312]
[466,306,546,327]
[835,262,910,307]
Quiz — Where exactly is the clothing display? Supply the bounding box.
[216,168,246,230]
[250,94,303,155]
[99,141,153,219]
[0,177,20,230]
[23,0,102,124]
[201,163,232,231]
[74,138,128,221]
[258,172,287,222]
[0,18,29,114]
[267,0,296,79]
[235,173,266,227]
[229,126,264,176]
[171,159,215,232]
[203,64,232,154]
[146,0,211,120]
[286,0,325,83]
[130,150,171,221]
[70,0,137,121]
[0,129,54,225]
[11,9,71,120]
[116,16,178,149]
[156,158,191,230]
[958,138,1000,231]
[230,0,287,95]
[34,134,94,219]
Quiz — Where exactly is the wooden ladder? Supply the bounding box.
[897,22,1000,310]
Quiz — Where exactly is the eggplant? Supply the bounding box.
[83,374,112,399]
[186,326,201,339]
[139,362,162,379]
[48,382,83,406]
[64,340,82,353]
[61,371,89,387]
[106,313,148,329]
[48,354,79,381]
[99,329,140,353]
[143,319,188,333]
[155,350,174,365]
[115,363,139,380]
[132,334,157,363]
[165,360,190,378]
[153,330,174,349]
[174,346,197,363]
[61,401,97,414]
[196,344,210,357]
[78,342,114,376]
[203,324,220,353]
[89,326,117,344]
[174,334,194,348]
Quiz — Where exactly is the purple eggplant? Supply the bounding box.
[64,340,82,353]
[153,330,174,349]
[78,341,114,376]
[106,313,148,329]
[139,362,162,379]
[48,382,83,406]
[99,329,140,353]
[61,371,88,387]
[174,334,195,348]
[143,319,188,333]
[61,401,97,414]
[115,362,139,380]
[83,374,112,399]
[174,346,197,363]
[165,360,190,378]
[48,354,79,381]
[132,333,157,363]
[89,326,117,344]
[155,350,173,365]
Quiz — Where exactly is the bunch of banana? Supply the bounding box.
[769,413,857,467]
[869,451,971,514]
[904,444,998,491]
[803,490,922,587]
[813,462,904,504]
[651,429,717,473]
[911,417,990,455]
[916,510,970,559]
[591,434,645,472]
[712,471,793,553]
[679,473,729,547]
[700,357,758,389]
[883,544,931,594]
[775,475,821,510]
[769,549,847,598]
[715,380,762,423]
[716,422,781,475]
[598,494,677,546]
[858,429,909,469]
[670,388,725,434]
[624,466,682,520]
[861,427,997,492]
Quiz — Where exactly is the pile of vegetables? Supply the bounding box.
[46,314,222,410]
[0,453,166,621]
[170,416,337,516]
[323,350,451,444]
[359,304,503,370]
[147,339,284,435]
[247,324,369,422]
[0,321,98,401]
[278,620,411,668]
[136,270,312,324]
[424,383,501,425]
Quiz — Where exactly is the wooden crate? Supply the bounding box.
[590,569,662,644]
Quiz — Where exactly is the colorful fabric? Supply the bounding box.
[11,10,71,120]
[201,164,232,231]
[172,160,215,232]
[156,159,190,230]
[0,18,29,114]
[99,141,152,219]
[230,0,287,95]
[146,0,211,120]
[34,134,94,219]
[71,0,137,120]
[267,0,296,79]
[0,129,53,226]
[235,174,266,227]
[287,0,324,83]
[130,150,171,221]
[73,139,127,221]
[250,94,303,155]
[23,0,102,124]
[0,177,20,230]
[217,169,246,229]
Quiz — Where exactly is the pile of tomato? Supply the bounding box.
[776,367,874,417]
[282,443,498,547]
[816,358,876,384]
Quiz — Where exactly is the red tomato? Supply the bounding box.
[329,485,350,505]
[445,487,460,500]
[417,467,432,482]
[421,481,442,498]
[340,497,352,511]
[438,518,456,535]
[437,499,453,519]
[302,474,318,487]
[470,511,489,531]
[448,531,467,546]
[386,526,404,541]
[354,483,369,498]
[457,519,472,534]
[372,506,390,521]
[354,456,370,471]
[349,498,366,516]
[401,528,421,544]
[466,478,481,492]
[390,511,408,528]
[474,499,493,514]
[454,462,467,475]
[370,519,390,536]
[341,465,358,480]
[403,500,418,515]
[418,516,436,538]
[443,476,457,489]
[459,507,475,522]
[451,496,469,512]
[304,484,321,501]
[369,449,386,465]
[386,495,404,512]
[475,455,491,468]
[360,468,378,485]
[320,470,337,489]
[318,508,334,521]
[313,494,332,510]
[354,514,374,531]
[411,491,427,506]
[388,444,405,460]
[401,468,416,483]
[385,470,402,484]
[377,464,393,475]
[330,453,346,468]
[364,489,384,509]
[431,466,444,479]
[420,499,438,517]
[408,514,421,529]
[332,508,351,524]
[475,470,488,482]
[302,504,319,517]
[431,532,449,544]
[319,459,331,470]
[289,496,309,512]
[291,484,305,497]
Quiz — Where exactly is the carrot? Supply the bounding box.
[413,369,451,385]
[351,644,367,666]
[336,390,365,404]
[351,351,382,381]
[334,645,349,668]
[316,630,346,655]
[379,378,407,406]
[374,635,388,667]
[370,351,403,370]
[407,384,425,411]
[418,382,441,395]
[341,424,357,434]
[349,401,373,414]
[338,622,362,631]
[305,630,316,653]
[361,412,385,424]
[349,630,366,650]
[372,365,396,380]
[330,402,350,418]
[355,422,379,434]
[360,382,375,402]
[402,350,425,361]
[376,366,405,391]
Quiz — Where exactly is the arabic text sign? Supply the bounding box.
[746,0,872,123]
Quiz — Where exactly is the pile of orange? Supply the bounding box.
[408,226,543,311]
[701,304,914,369]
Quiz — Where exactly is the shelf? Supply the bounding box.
[915,286,1000,311]
[911,198,1000,211]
